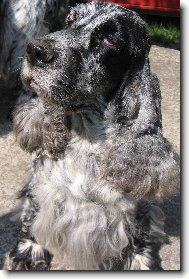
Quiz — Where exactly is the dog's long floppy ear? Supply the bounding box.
[117,60,162,137]
[13,94,71,157]
[106,10,180,201]
[113,10,162,137]
[107,61,180,201]
[121,9,151,72]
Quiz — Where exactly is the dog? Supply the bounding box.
[9,2,180,270]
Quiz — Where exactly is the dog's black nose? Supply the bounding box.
[26,40,54,64]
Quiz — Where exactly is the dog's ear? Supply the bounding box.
[113,60,162,138]
[105,11,180,201]
[106,57,180,200]
[125,60,161,135]
[13,97,44,153]
[13,95,71,157]
[121,10,151,71]
[112,11,161,136]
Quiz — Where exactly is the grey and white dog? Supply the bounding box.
[10,2,180,270]
[0,0,70,88]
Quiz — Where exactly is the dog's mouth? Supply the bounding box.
[22,75,44,97]
[21,57,45,97]
[29,79,44,97]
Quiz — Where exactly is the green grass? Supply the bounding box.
[147,22,180,50]
[142,15,180,50]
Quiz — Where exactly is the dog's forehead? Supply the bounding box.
[68,2,128,29]
[41,2,146,51]
[44,3,130,46]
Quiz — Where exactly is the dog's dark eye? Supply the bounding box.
[99,36,115,47]
[91,21,117,49]
[92,34,116,49]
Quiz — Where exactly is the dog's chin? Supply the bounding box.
[29,80,44,97]
[21,74,45,98]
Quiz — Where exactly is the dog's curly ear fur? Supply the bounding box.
[105,13,180,201]
[106,64,180,201]
[13,94,71,157]
[13,96,44,153]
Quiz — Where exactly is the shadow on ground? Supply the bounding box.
[0,212,21,269]
[0,79,18,137]
[159,193,180,237]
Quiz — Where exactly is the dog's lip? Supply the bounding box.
[23,77,44,97]
[29,80,43,96]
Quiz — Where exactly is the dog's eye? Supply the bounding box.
[95,34,116,48]
[90,35,116,50]
[100,36,115,47]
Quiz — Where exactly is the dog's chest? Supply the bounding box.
[65,139,104,195]
[31,133,134,269]
[33,134,105,198]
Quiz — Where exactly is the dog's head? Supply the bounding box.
[21,2,150,112]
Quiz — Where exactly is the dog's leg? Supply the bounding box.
[124,244,162,270]
[9,185,53,270]
[124,203,166,270]
[9,238,53,270]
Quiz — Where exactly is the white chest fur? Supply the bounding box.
[31,126,136,269]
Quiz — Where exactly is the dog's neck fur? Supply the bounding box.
[70,111,107,142]
[64,94,112,143]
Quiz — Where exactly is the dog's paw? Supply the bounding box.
[9,239,53,270]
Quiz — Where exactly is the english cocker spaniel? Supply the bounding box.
[10,2,180,270]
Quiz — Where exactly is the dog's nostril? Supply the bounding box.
[27,43,42,57]
[35,45,44,60]
[26,41,54,64]
[26,43,34,55]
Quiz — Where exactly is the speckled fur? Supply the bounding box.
[10,2,180,270]
[0,0,68,87]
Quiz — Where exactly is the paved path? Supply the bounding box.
[149,46,180,270]
[0,45,180,270]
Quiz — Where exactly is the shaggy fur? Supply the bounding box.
[10,2,180,270]
[0,0,72,87]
